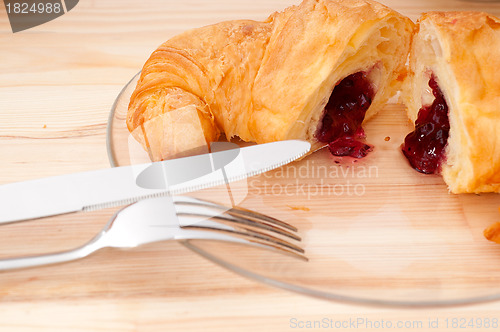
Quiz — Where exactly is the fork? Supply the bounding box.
[0,196,306,271]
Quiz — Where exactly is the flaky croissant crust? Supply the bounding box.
[403,11,500,193]
[127,0,413,161]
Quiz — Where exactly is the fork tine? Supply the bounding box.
[182,233,308,262]
[212,213,301,241]
[173,199,305,256]
[227,207,297,232]
[175,204,301,241]
[153,214,307,261]
[179,213,308,262]
[173,196,298,232]
[183,223,304,254]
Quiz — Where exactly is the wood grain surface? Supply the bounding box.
[1,0,500,331]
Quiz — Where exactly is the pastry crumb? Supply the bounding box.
[384,136,391,141]
[483,208,500,243]
[288,205,310,212]
[43,124,47,128]
[484,222,500,244]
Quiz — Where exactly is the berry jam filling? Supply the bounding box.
[315,72,375,158]
[402,75,450,174]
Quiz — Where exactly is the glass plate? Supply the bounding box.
[107,73,500,307]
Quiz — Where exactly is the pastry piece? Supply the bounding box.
[484,208,500,243]
[484,221,500,244]
[402,11,500,193]
[127,0,413,161]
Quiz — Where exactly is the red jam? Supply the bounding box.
[328,136,372,158]
[315,72,374,158]
[402,76,450,174]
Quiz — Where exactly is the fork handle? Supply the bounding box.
[0,240,102,271]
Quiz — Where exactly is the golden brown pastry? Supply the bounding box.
[127,0,413,161]
[484,221,500,244]
[484,207,500,243]
[402,11,500,194]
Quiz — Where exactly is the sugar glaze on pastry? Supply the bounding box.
[402,12,500,193]
[127,0,413,161]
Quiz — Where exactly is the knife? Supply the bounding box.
[0,140,310,224]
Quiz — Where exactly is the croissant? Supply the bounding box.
[127,0,413,161]
[402,12,500,193]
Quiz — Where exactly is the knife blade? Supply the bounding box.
[0,140,310,224]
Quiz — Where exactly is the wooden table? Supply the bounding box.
[1,0,500,330]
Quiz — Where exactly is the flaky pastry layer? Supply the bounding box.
[403,12,500,193]
[127,0,413,161]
